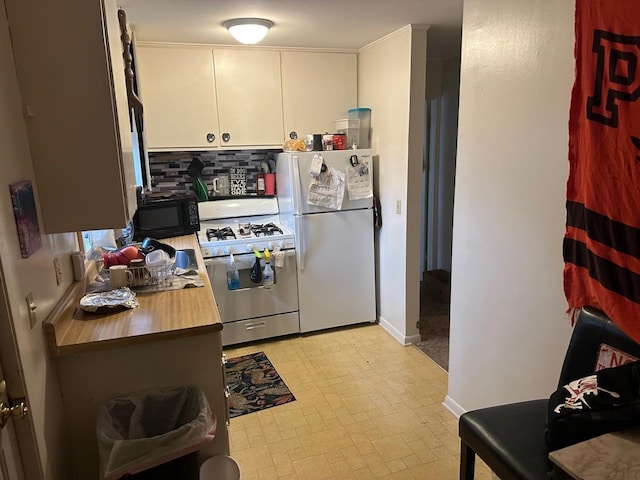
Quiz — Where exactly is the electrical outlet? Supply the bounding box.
[53,257,63,285]
[25,293,37,329]
[396,200,402,214]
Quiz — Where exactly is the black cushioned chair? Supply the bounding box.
[458,306,640,480]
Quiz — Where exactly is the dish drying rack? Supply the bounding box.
[105,261,176,289]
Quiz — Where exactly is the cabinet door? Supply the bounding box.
[281,52,357,139]
[5,0,136,233]
[214,49,284,147]
[136,46,220,150]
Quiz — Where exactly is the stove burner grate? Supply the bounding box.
[206,227,236,241]
[250,223,284,237]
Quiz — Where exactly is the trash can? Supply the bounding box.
[200,455,241,480]
[96,384,217,480]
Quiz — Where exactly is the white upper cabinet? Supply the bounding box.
[136,46,220,150]
[281,51,357,139]
[213,49,284,147]
[135,45,358,151]
[5,0,136,233]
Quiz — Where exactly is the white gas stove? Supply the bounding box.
[197,197,300,347]
[197,198,295,258]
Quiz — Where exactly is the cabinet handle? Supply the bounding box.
[289,131,298,140]
[222,132,231,142]
[206,133,215,143]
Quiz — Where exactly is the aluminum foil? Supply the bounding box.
[79,287,139,313]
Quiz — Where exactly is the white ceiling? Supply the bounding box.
[119,0,463,59]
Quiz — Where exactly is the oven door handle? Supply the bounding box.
[295,215,304,272]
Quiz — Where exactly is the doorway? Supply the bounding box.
[415,57,461,371]
[0,265,26,480]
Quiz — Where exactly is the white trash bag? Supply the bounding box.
[96,384,217,480]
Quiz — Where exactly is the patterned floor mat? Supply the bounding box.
[224,351,295,418]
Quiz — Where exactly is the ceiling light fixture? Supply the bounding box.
[223,18,274,45]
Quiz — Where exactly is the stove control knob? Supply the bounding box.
[211,247,220,257]
[266,242,274,251]
[224,247,232,255]
[201,247,211,257]
[277,241,285,249]
[246,244,254,252]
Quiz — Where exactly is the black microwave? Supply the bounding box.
[132,195,200,241]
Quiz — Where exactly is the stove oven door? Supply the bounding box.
[204,250,299,323]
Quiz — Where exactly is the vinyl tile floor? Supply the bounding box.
[224,324,493,479]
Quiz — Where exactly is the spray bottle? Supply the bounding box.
[262,248,274,289]
[226,253,240,290]
[249,249,263,284]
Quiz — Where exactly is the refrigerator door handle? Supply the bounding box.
[295,215,305,272]
[292,155,303,213]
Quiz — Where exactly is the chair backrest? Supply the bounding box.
[558,306,640,386]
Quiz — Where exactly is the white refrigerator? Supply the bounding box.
[276,149,377,333]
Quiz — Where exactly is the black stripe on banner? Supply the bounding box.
[566,201,640,260]
[564,237,640,304]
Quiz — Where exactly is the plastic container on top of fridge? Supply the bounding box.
[348,107,371,149]
[334,118,360,149]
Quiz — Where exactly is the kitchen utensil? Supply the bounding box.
[265,173,275,195]
[187,157,205,178]
[193,177,209,201]
[129,258,152,287]
[187,157,209,201]
[267,158,276,173]
[212,175,230,196]
[260,161,269,173]
[109,265,133,288]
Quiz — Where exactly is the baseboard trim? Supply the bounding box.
[378,316,420,346]
[443,395,466,419]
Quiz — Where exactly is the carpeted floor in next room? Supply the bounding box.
[224,324,492,479]
[414,270,451,371]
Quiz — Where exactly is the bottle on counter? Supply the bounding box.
[226,254,240,290]
[262,248,273,289]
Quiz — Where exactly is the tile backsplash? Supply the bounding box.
[148,149,280,196]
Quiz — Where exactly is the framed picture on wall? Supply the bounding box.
[9,180,42,258]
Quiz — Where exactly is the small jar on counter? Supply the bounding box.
[256,173,266,195]
[333,133,347,150]
[322,134,334,151]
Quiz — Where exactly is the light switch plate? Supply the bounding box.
[25,292,37,329]
[396,200,402,214]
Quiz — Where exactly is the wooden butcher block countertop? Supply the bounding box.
[43,234,222,358]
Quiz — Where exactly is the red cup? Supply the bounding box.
[264,173,275,196]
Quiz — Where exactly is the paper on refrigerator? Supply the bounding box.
[346,162,373,200]
[307,166,345,210]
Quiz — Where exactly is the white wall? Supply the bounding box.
[358,25,427,345]
[0,2,74,477]
[446,0,575,415]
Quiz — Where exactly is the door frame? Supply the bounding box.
[0,255,42,479]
